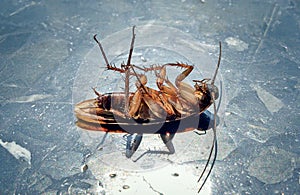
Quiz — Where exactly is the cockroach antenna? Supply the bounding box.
[197,41,221,193]
[211,42,221,85]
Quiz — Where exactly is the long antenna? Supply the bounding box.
[197,42,221,192]
[211,42,221,85]
[197,92,218,192]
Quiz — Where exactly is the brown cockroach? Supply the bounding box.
[74,26,221,193]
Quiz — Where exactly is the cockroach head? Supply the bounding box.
[194,41,221,102]
[207,83,219,100]
[193,79,219,100]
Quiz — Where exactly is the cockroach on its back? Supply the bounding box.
[74,26,222,193]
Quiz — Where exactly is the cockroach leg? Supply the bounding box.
[124,26,136,116]
[93,34,110,68]
[94,34,125,72]
[125,134,143,158]
[92,87,101,97]
[163,63,194,86]
[160,133,175,154]
[126,25,136,67]
[194,130,207,136]
[192,78,211,83]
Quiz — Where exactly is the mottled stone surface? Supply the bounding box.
[0,0,299,194]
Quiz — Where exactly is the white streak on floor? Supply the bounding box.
[251,84,284,114]
[0,138,31,165]
[8,94,52,103]
[225,37,248,52]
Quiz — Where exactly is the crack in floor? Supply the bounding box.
[143,176,163,195]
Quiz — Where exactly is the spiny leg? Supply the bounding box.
[130,63,174,118]
[131,63,194,96]
[155,65,166,90]
[131,63,190,88]
[150,65,188,115]
[124,26,136,115]
[94,28,143,158]
[126,26,136,68]
[93,34,110,69]
[93,34,125,73]
[108,27,142,157]
[131,62,175,118]
[123,28,144,158]
[161,63,198,106]
[158,63,195,96]
[131,68,176,117]
[163,63,194,86]
[154,65,176,95]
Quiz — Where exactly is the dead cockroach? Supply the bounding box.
[74,26,222,193]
